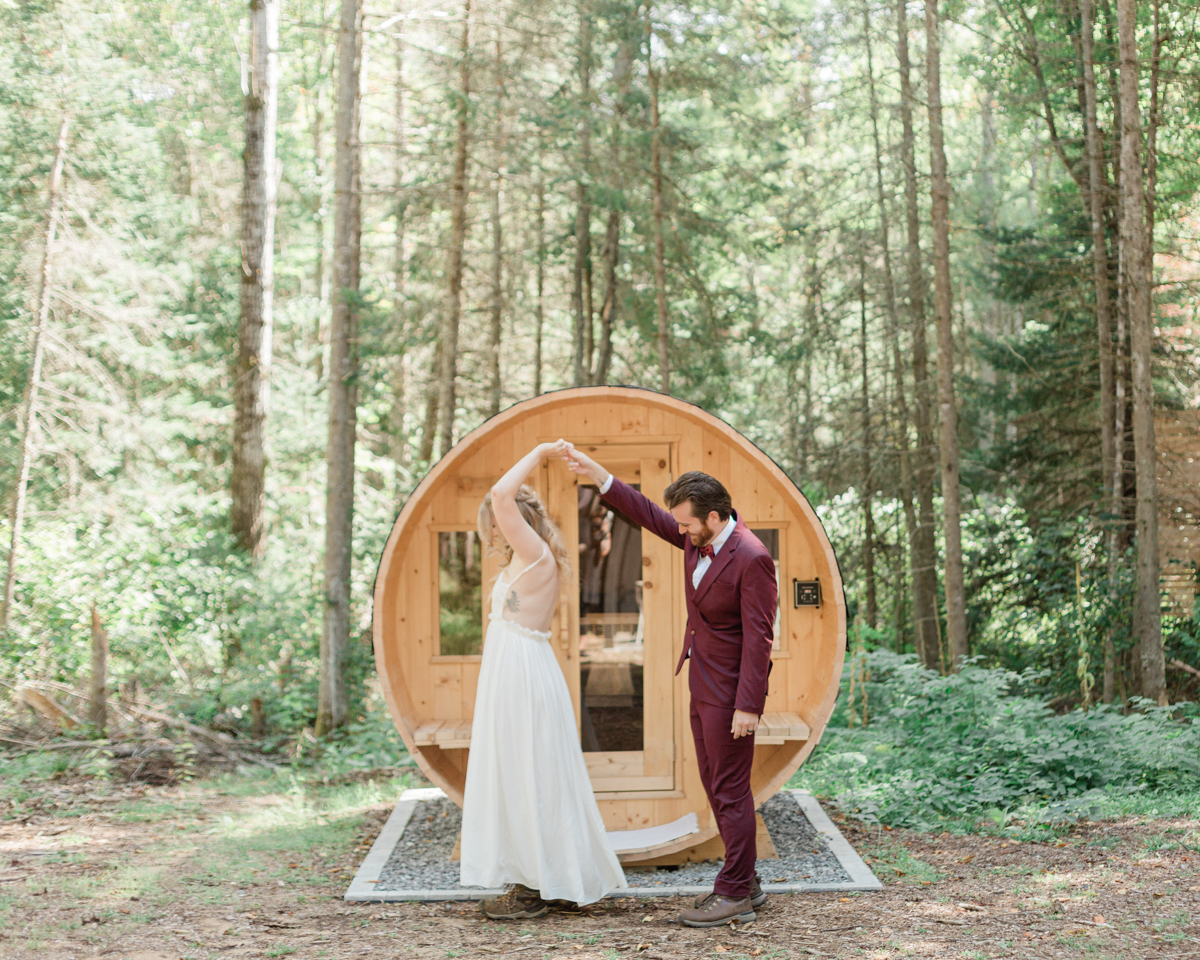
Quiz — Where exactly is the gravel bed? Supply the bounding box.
[373,791,849,892]
[375,796,477,892]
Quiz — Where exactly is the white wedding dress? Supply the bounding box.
[459,545,626,904]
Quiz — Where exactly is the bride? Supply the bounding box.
[459,440,626,919]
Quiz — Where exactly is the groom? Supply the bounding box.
[565,447,777,927]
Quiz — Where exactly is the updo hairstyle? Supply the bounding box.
[478,485,571,575]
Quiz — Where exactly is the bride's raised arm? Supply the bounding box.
[488,440,571,568]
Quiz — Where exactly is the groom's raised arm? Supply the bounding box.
[600,476,688,550]
[565,446,687,549]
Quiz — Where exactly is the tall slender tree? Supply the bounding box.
[317,0,363,736]
[594,31,634,385]
[2,117,69,633]
[231,0,281,560]
[864,1,917,650]
[391,18,409,495]
[1115,0,1165,703]
[649,39,669,394]
[534,170,546,396]
[1080,0,1120,701]
[487,33,505,418]
[439,0,472,457]
[926,0,967,667]
[859,247,877,630]
[897,0,940,670]
[573,3,595,386]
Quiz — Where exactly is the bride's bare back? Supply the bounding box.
[482,440,574,638]
[493,545,560,636]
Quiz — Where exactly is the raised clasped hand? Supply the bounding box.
[563,445,592,475]
[541,438,573,460]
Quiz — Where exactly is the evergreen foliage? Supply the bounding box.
[0,0,1197,742]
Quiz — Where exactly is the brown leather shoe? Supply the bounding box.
[694,875,766,909]
[679,894,756,927]
[480,884,549,920]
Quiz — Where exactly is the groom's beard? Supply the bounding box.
[688,519,720,548]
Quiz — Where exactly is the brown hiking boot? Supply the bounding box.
[679,894,756,928]
[694,875,766,909]
[480,884,549,920]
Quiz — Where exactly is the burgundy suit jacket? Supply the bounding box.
[600,477,777,714]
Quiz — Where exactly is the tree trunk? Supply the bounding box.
[487,35,505,418]
[865,1,916,648]
[1080,0,1119,702]
[419,345,441,463]
[572,4,594,386]
[925,0,967,668]
[798,239,819,478]
[308,3,332,316]
[534,172,545,396]
[88,606,108,734]
[650,63,669,395]
[1145,0,1163,251]
[232,0,280,560]
[859,249,877,631]
[438,0,472,458]
[897,0,939,670]
[1113,211,1130,628]
[317,0,362,736]
[391,22,409,495]
[251,697,266,737]
[1115,0,1165,703]
[2,116,69,634]
[595,36,633,385]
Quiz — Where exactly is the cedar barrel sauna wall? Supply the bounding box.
[373,388,846,861]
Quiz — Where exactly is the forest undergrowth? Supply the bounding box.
[5,631,1200,839]
[790,648,1200,835]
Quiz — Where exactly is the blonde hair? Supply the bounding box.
[478,485,571,575]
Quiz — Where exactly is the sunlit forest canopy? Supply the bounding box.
[1,0,1198,737]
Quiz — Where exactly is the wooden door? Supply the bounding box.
[546,444,676,793]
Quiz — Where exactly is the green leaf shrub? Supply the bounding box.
[794,651,1200,829]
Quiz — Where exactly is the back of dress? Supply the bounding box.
[464,538,627,904]
[491,544,559,637]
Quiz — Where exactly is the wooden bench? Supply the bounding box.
[412,719,473,750]
[753,711,811,744]
[411,711,809,751]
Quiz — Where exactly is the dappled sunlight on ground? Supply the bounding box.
[0,768,1197,958]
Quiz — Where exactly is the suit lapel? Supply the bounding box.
[691,520,744,606]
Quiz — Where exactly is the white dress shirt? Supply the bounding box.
[692,515,737,589]
[598,473,735,590]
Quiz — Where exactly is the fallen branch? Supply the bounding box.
[15,685,79,731]
[0,736,191,757]
[1168,658,1200,680]
[122,704,278,769]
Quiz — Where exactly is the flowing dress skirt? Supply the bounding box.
[459,617,626,904]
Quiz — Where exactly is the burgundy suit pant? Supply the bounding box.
[689,699,757,899]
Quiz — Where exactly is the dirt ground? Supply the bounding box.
[1,770,1198,960]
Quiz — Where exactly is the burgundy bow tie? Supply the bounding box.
[697,544,714,559]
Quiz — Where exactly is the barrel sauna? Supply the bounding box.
[372,387,846,863]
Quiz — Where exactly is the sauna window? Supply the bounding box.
[752,528,783,650]
[578,484,644,753]
[437,530,483,656]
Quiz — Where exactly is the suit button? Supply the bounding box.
[690,630,695,635]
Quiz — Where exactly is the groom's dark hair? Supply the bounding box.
[664,471,732,522]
